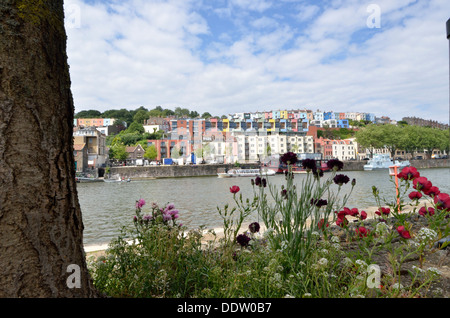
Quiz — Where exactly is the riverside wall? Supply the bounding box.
[109,159,449,179]
[110,163,259,179]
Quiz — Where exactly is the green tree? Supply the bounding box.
[398,125,421,158]
[201,112,212,119]
[102,108,133,126]
[379,124,403,158]
[109,143,129,161]
[144,145,158,161]
[148,109,163,117]
[75,109,102,118]
[355,124,385,158]
[126,122,145,134]
[133,109,149,124]
[189,110,199,118]
[419,127,447,159]
[162,108,175,117]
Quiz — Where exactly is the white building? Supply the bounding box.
[332,138,357,161]
[235,132,314,163]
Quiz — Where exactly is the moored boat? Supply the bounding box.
[364,154,410,171]
[217,168,276,178]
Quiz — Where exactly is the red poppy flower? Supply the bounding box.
[356,227,369,238]
[413,177,432,192]
[419,206,435,217]
[408,191,422,200]
[318,218,329,230]
[423,186,440,197]
[230,185,240,194]
[360,210,367,220]
[434,193,450,210]
[336,217,348,227]
[375,207,390,216]
[397,166,420,180]
[396,226,411,239]
[349,208,359,217]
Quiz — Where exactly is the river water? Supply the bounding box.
[77,167,450,248]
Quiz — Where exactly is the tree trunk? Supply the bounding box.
[0,0,97,297]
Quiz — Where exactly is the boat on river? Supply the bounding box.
[103,176,131,183]
[218,168,276,178]
[363,154,410,171]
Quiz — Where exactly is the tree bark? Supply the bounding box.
[0,0,97,297]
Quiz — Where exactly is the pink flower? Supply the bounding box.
[413,177,432,192]
[397,166,420,180]
[336,217,348,227]
[419,206,435,217]
[136,199,146,209]
[375,207,390,217]
[423,186,440,197]
[434,193,450,210]
[349,208,359,217]
[360,211,367,220]
[356,227,369,238]
[230,185,240,194]
[318,218,329,230]
[396,226,411,239]
[408,191,422,200]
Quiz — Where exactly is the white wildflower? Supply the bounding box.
[412,265,424,273]
[427,267,441,276]
[332,243,341,250]
[392,283,404,290]
[342,257,353,266]
[355,259,368,268]
[417,227,437,242]
[331,236,340,243]
[318,258,328,267]
[273,273,282,282]
[375,222,389,235]
[303,293,312,298]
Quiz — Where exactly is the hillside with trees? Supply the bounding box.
[75,106,221,161]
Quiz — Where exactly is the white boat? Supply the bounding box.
[218,168,276,178]
[103,177,131,183]
[363,154,410,171]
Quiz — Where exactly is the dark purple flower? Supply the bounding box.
[281,189,288,199]
[310,198,328,207]
[262,178,267,188]
[313,168,324,178]
[333,174,350,186]
[280,152,298,165]
[236,234,251,247]
[301,159,317,171]
[255,176,261,186]
[327,159,344,171]
[249,222,260,233]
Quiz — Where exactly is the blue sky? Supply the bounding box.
[65,0,449,123]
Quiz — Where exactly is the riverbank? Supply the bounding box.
[109,159,449,179]
[83,199,429,255]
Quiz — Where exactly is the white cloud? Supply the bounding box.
[65,0,450,123]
